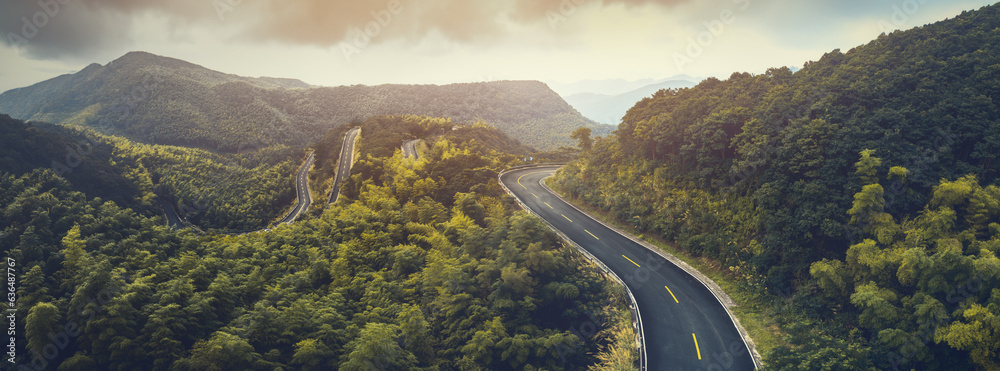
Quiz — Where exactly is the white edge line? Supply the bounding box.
[534,167,762,369]
[498,166,648,371]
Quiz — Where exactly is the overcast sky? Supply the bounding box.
[0,0,995,94]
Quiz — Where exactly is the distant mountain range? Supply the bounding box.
[546,76,698,97]
[563,79,697,125]
[0,51,609,151]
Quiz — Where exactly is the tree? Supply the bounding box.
[25,302,60,357]
[178,331,263,371]
[292,339,335,370]
[571,127,593,151]
[341,323,416,371]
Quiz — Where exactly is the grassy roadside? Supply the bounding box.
[545,178,786,359]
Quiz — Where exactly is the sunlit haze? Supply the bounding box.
[0,0,994,93]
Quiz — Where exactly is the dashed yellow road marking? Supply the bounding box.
[544,202,553,209]
[665,286,679,303]
[516,171,547,190]
[585,230,599,240]
[693,333,702,360]
[623,255,640,268]
[561,214,573,222]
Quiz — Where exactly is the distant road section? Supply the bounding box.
[402,139,420,159]
[499,166,758,371]
[329,127,361,204]
[160,199,183,228]
[276,152,315,225]
[161,151,315,232]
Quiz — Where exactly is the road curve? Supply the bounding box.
[402,139,420,159]
[500,166,757,371]
[328,127,361,204]
[276,152,315,225]
[160,199,183,228]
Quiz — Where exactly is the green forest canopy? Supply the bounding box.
[1,114,634,370]
[553,3,1000,369]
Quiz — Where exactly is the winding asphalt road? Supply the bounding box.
[275,152,315,225]
[402,139,420,159]
[329,127,361,204]
[500,166,757,371]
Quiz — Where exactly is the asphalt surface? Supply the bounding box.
[329,127,361,204]
[160,199,183,227]
[276,152,315,225]
[500,166,756,371]
[402,139,420,159]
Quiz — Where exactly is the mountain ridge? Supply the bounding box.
[0,51,610,151]
[564,79,696,124]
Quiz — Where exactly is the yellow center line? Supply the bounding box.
[531,192,538,198]
[693,333,702,360]
[516,171,547,190]
[544,202,553,209]
[623,255,640,268]
[561,214,573,222]
[585,230,599,240]
[665,286,679,303]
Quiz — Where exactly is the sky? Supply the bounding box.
[0,0,996,94]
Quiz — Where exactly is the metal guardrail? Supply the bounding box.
[533,167,763,370]
[498,167,647,371]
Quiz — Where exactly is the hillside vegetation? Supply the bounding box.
[1,114,633,370]
[0,114,301,231]
[0,52,610,151]
[554,4,1000,369]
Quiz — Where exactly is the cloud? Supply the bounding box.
[0,0,694,60]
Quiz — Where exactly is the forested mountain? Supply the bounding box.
[0,52,609,151]
[0,114,301,231]
[1,114,634,370]
[564,79,695,124]
[553,4,1000,369]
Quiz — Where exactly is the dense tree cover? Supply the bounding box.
[0,114,300,231]
[1,115,633,370]
[441,123,536,157]
[772,154,1000,370]
[552,4,1000,369]
[341,117,518,208]
[0,52,611,152]
[0,114,152,212]
[136,142,299,232]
